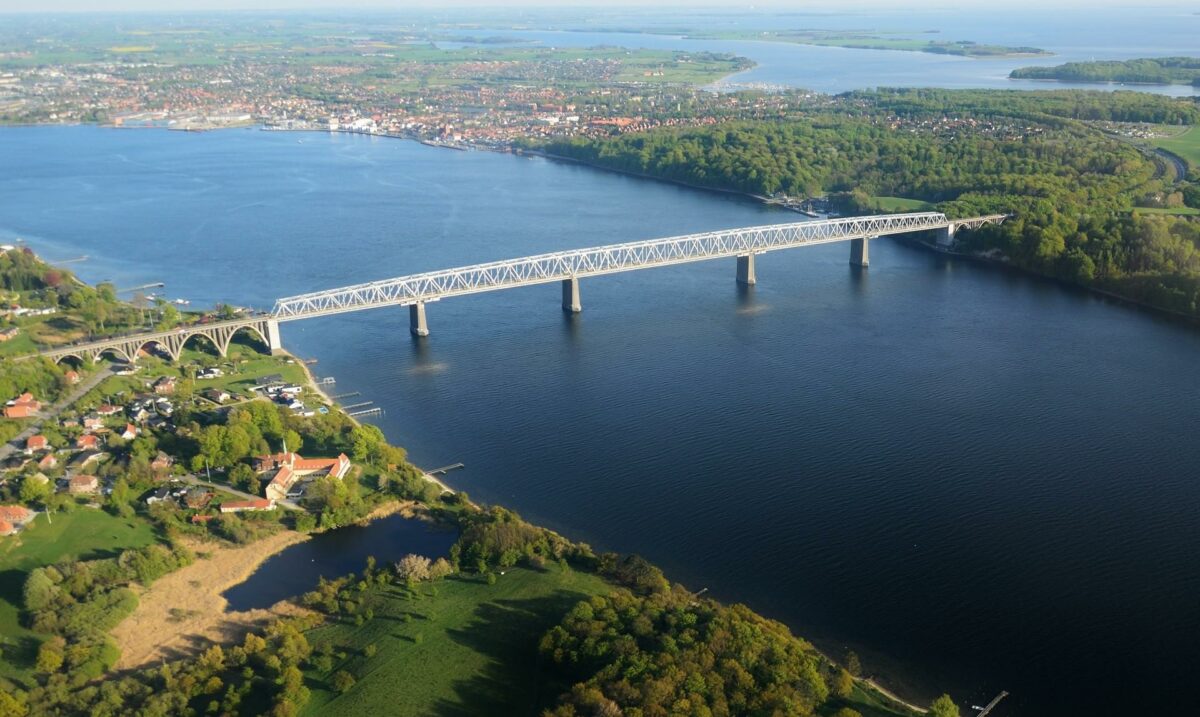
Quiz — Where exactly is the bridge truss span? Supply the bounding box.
[24,211,1008,362]
[272,212,1005,320]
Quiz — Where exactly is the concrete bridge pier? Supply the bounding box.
[409,302,429,337]
[850,237,870,267]
[562,277,582,313]
[265,319,283,355]
[936,224,957,247]
[736,254,757,285]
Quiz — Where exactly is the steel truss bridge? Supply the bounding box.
[272,212,1007,335]
[34,212,1006,361]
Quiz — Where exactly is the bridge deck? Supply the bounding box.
[272,212,1006,320]
[28,212,1007,361]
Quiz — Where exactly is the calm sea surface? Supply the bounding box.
[3,126,1200,716]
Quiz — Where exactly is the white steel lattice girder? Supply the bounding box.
[271,212,1006,320]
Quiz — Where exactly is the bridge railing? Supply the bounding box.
[272,212,971,319]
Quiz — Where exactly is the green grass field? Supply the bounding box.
[1152,126,1200,173]
[0,509,160,684]
[822,683,922,717]
[300,566,610,716]
[869,196,935,212]
[1133,206,1200,216]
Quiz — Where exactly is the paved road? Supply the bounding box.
[1155,147,1190,182]
[0,365,116,462]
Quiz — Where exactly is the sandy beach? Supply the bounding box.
[111,530,312,670]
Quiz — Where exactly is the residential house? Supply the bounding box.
[24,435,48,454]
[202,388,231,404]
[37,453,57,470]
[68,451,104,471]
[121,423,138,440]
[68,474,99,494]
[76,434,100,451]
[64,370,81,385]
[0,505,33,535]
[82,416,104,432]
[4,392,40,419]
[257,452,353,502]
[144,486,172,505]
[219,499,274,514]
[153,376,177,395]
[96,404,121,416]
[151,451,174,476]
[184,487,213,509]
[197,368,224,379]
[0,326,19,343]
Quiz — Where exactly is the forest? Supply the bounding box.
[1011,57,1200,86]
[532,89,1200,317]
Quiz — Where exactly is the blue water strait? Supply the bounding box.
[4,125,1200,716]
[436,6,1200,96]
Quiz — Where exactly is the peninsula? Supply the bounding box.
[1011,57,1200,86]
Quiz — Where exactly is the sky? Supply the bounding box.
[0,0,1191,12]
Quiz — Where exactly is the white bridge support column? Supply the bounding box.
[265,319,284,354]
[409,302,429,337]
[937,224,957,247]
[736,254,757,285]
[850,237,870,267]
[562,277,581,313]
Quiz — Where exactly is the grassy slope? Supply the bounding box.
[0,509,159,683]
[870,196,935,212]
[1133,206,1200,216]
[1153,125,1200,170]
[300,566,609,717]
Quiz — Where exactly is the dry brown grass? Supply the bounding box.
[111,530,312,670]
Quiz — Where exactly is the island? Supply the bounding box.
[1011,57,1200,86]
[690,29,1052,58]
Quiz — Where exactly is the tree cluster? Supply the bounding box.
[536,89,1200,316]
[1011,57,1200,86]
[9,617,318,717]
[21,543,193,684]
[540,587,835,717]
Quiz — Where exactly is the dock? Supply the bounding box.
[347,406,382,418]
[973,691,1008,717]
[427,463,464,476]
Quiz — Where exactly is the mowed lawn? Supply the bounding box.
[300,566,611,717]
[1153,126,1200,170]
[0,509,159,684]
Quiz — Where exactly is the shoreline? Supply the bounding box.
[903,235,1200,327]
[289,348,460,496]
[110,530,312,670]
[528,149,1200,328]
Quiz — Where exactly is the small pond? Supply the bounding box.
[222,514,457,611]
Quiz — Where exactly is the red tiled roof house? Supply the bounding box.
[4,392,40,419]
[68,474,99,494]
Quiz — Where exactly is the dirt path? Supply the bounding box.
[859,676,930,715]
[111,530,311,670]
